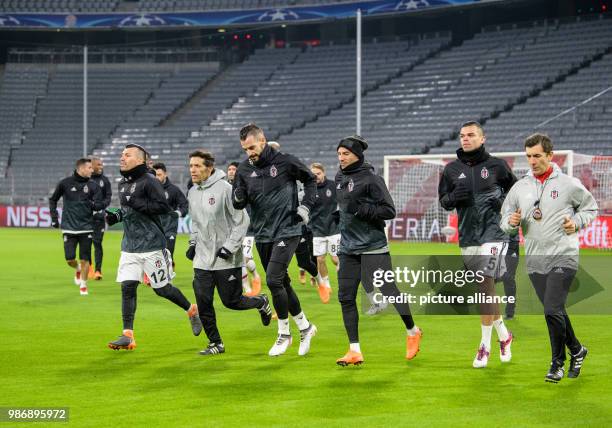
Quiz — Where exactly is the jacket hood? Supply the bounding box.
[457,145,489,166]
[339,161,375,176]
[195,168,226,190]
[525,162,562,179]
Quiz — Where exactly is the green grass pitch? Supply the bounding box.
[1,228,611,427]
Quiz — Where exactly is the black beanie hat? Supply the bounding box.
[337,135,368,160]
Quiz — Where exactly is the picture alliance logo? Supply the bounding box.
[371,266,486,288]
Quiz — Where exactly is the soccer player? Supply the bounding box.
[308,162,339,304]
[233,123,317,357]
[89,156,112,280]
[501,133,597,382]
[106,143,202,351]
[152,162,189,260]
[49,158,104,295]
[335,135,422,365]
[438,121,517,368]
[186,150,272,356]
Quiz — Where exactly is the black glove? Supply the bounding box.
[51,219,60,229]
[186,244,196,261]
[105,209,122,226]
[355,203,377,221]
[233,186,246,203]
[346,200,360,215]
[216,247,232,260]
[449,183,471,205]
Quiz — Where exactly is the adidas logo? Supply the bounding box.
[300,238,306,243]
[126,196,131,201]
[277,241,286,247]
[512,253,517,258]
[228,275,236,281]
[458,173,466,179]
[170,236,175,240]
[250,171,257,177]
[71,187,77,191]
[554,267,564,273]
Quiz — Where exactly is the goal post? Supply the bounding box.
[383,151,612,249]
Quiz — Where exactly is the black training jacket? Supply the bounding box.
[438,146,517,247]
[232,145,316,243]
[160,178,189,237]
[310,179,340,238]
[335,162,395,255]
[117,164,172,253]
[91,171,112,222]
[49,172,104,233]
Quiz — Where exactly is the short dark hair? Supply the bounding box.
[460,121,484,135]
[75,158,91,169]
[189,150,215,167]
[152,162,166,172]
[524,133,553,153]
[239,123,264,141]
[228,161,240,168]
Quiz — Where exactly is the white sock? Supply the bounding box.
[481,325,493,350]
[292,311,310,330]
[80,279,87,288]
[316,273,324,284]
[407,326,419,336]
[323,276,331,288]
[349,342,361,353]
[493,318,509,342]
[278,318,290,335]
[246,259,257,273]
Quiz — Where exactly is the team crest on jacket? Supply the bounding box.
[99,180,104,187]
[551,190,559,199]
[348,179,354,192]
[208,196,216,205]
[130,184,136,194]
[165,191,169,199]
[83,185,89,193]
[490,246,498,256]
[155,259,162,268]
[326,189,332,197]
[480,167,489,179]
[270,165,278,178]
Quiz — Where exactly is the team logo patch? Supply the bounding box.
[270,165,278,178]
[83,185,89,194]
[348,179,354,192]
[130,184,136,194]
[99,180,104,187]
[209,196,216,205]
[165,191,169,199]
[490,246,498,256]
[480,167,489,179]
[551,190,559,199]
[326,189,332,197]
[155,259,162,269]
[120,187,125,193]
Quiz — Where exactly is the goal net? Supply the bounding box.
[384,151,612,249]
